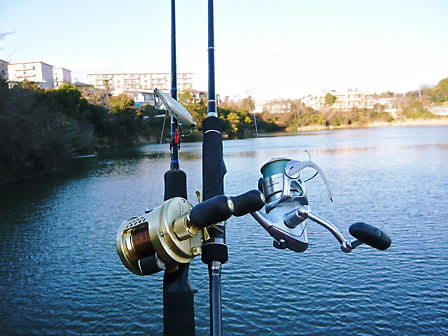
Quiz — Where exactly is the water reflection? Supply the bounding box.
[0,126,447,336]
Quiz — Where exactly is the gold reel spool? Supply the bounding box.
[116,197,204,275]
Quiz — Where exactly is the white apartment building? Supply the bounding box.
[135,91,155,107]
[0,59,8,80]
[302,89,376,111]
[255,99,299,114]
[8,61,55,89]
[262,99,294,113]
[87,72,193,99]
[53,67,72,87]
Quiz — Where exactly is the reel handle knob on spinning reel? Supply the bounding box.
[288,206,392,253]
[349,222,391,251]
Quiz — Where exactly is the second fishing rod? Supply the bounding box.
[200,0,228,335]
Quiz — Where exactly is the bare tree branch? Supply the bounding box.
[0,31,15,40]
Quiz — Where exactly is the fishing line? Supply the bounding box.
[302,150,318,182]
[157,111,168,159]
[304,172,319,183]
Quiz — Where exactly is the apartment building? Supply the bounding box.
[8,61,55,89]
[254,99,300,114]
[135,91,155,107]
[0,59,8,80]
[53,67,72,87]
[87,72,193,99]
[302,89,376,111]
[6,61,72,89]
[262,99,294,113]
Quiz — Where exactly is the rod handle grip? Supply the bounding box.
[190,190,265,228]
[231,190,265,216]
[349,222,392,250]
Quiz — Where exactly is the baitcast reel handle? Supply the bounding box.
[190,190,265,228]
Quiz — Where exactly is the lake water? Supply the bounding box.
[0,126,447,336]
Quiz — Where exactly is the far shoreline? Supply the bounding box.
[290,117,448,133]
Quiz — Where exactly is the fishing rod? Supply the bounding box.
[200,0,228,335]
[161,1,194,335]
[115,1,392,335]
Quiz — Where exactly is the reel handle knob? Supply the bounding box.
[349,222,391,250]
[190,190,265,228]
[190,195,231,227]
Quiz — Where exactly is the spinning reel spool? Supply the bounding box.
[252,157,332,252]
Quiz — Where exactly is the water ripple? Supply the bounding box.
[1,127,448,335]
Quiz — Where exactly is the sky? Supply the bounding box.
[1,0,447,100]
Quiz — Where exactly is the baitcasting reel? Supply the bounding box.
[117,191,265,275]
[251,157,391,253]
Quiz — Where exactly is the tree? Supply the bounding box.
[178,90,208,129]
[49,83,83,115]
[178,90,195,106]
[0,31,14,51]
[325,93,336,106]
[226,111,241,135]
[427,78,448,103]
[109,93,134,113]
[240,96,255,112]
[20,79,45,91]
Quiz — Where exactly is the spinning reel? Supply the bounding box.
[251,157,391,253]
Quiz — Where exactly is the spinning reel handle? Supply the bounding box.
[277,206,392,253]
[190,190,265,228]
[349,222,391,251]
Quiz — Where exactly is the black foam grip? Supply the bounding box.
[231,190,265,216]
[201,243,228,264]
[163,291,195,335]
[189,195,232,228]
[349,222,392,251]
[163,264,195,336]
[202,116,227,201]
[164,169,187,200]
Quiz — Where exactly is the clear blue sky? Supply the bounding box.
[1,0,447,100]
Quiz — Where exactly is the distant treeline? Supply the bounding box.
[0,80,271,184]
[181,78,447,135]
[260,78,448,131]
[178,92,280,137]
[0,80,165,184]
[1,77,447,184]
